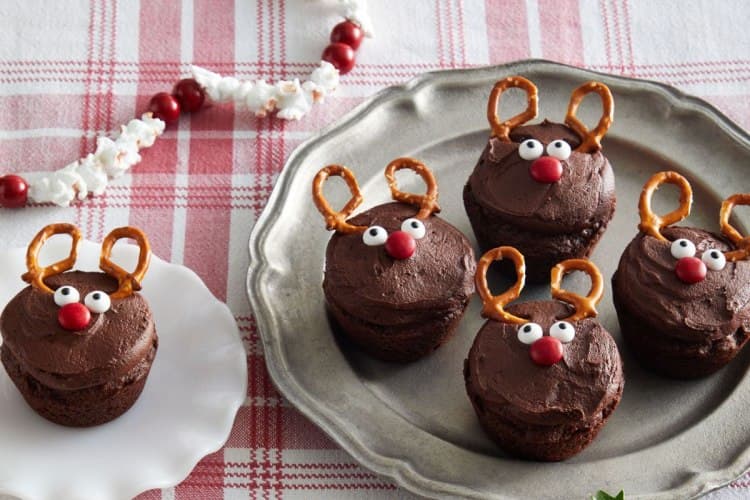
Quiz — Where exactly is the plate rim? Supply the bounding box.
[247,59,750,499]
[0,240,248,500]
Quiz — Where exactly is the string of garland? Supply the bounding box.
[0,0,371,208]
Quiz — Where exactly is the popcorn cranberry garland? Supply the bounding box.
[0,0,371,208]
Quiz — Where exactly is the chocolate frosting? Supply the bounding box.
[466,300,623,426]
[323,202,476,325]
[467,121,615,233]
[613,226,750,343]
[0,271,156,390]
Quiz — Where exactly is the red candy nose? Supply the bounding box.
[529,336,563,366]
[58,302,91,331]
[675,256,707,284]
[529,156,563,183]
[384,230,416,260]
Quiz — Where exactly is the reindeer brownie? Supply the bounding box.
[313,158,475,362]
[0,223,157,426]
[464,76,616,283]
[464,247,623,461]
[612,171,750,378]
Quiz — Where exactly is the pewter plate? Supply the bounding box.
[247,60,750,499]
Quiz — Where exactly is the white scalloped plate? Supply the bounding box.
[0,239,247,500]
[248,60,750,499]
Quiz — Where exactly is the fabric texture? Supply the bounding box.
[0,0,749,498]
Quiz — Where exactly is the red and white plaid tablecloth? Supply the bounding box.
[1,1,749,498]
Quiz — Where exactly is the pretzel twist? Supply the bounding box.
[312,165,367,234]
[637,171,693,241]
[100,227,152,299]
[475,246,527,324]
[486,76,538,142]
[384,157,440,219]
[720,193,750,262]
[564,81,614,153]
[21,223,82,294]
[550,259,603,322]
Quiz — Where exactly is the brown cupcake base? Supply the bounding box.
[463,183,612,283]
[465,371,623,461]
[1,342,157,427]
[612,273,748,379]
[326,300,470,363]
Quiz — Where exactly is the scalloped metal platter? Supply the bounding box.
[247,60,750,499]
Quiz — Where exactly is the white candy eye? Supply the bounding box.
[671,238,696,259]
[362,226,388,246]
[702,248,726,271]
[519,139,544,160]
[84,291,111,314]
[401,218,426,239]
[54,286,80,306]
[517,322,543,344]
[550,321,576,343]
[546,139,571,161]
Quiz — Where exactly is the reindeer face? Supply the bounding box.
[18,224,151,333]
[619,171,750,337]
[314,158,475,321]
[468,77,615,231]
[475,246,604,366]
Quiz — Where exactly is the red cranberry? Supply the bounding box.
[0,175,29,208]
[529,336,563,366]
[529,156,563,183]
[330,21,364,50]
[384,231,416,260]
[172,78,205,112]
[322,43,356,74]
[675,257,707,284]
[148,92,181,123]
[58,302,91,331]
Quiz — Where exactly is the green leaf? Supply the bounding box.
[592,490,624,500]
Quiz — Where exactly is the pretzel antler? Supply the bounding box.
[312,165,367,234]
[637,171,693,241]
[486,76,538,142]
[99,227,152,300]
[475,246,527,324]
[564,81,614,153]
[550,259,603,322]
[720,193,750,262]
[384,157,440,219]
[21,223,82,294]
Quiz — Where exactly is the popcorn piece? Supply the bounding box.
[276,79,312,121]
[245,80,277,117]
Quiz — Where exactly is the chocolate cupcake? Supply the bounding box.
[313,158,476,362]
[612,171,750,378]
[464,76,616,282]
[465,247,623,461]
[0,224,157,426]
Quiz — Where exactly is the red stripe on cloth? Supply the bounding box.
[485,0,530,63]
[2,137,83,175]
[183,0,236,303]
[129,1,183,261]
[538,0,585,66]
[282,407,338,449]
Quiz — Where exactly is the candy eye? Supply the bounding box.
[670,238,696,259]
[702,248,726,271]
[517,322,543,344]
[519,139,544,160]
[546,139,571,161]
[54,286,80,307]
[362,226,388,246]
[84,291,111,314]
[401,218,426,239]
[550,321,576,343]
